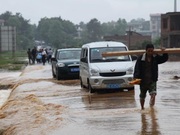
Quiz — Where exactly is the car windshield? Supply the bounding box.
[90,47,130,63]
[58,50,81,60]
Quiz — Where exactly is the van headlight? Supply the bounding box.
[57,63,65,67]
[126,67,134,74]
[90,69,99,76]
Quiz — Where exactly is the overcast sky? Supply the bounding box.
[0,0,179,25]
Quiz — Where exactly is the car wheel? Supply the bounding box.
[56,69,61,80]
[52,66,56,78]
[88,80,95,93]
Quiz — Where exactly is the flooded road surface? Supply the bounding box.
[0,62,180,135]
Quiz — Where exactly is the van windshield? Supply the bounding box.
[90,47,130,63]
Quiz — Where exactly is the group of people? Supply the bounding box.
[27,46,53,65]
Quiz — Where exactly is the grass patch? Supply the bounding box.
[0,51,28,71]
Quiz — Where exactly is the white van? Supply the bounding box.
[79,41,135,93]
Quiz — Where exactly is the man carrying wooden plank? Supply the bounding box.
[133,44,169,110]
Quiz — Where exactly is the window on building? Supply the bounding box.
[152,20,155,24]
[163,18,167,29]
[152,25,156,30]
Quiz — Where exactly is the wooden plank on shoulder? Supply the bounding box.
[102,48,180,57]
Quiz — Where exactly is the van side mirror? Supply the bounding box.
[51,57,57,62]
[131,55,137,61]
[81,57,87,63]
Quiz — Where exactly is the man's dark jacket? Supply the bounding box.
[133,53,168,83]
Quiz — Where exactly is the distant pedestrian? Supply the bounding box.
[31,46,37,64]
[27,48,32,64]
[47,48,53,63]
[36,49,42,63]
[42,49,47,65]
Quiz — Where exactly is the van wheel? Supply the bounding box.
[128,86,134,91]
[80,77,85,88]
[88,81,95,93]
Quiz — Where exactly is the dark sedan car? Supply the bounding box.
[51,48,81,80]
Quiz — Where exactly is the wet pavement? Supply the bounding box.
[0,61,180,135]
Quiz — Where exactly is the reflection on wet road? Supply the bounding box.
[82,90,136,110]
[0,62,180,135]
[138,108,160,135]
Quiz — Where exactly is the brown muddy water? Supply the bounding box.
[0,62,180,135]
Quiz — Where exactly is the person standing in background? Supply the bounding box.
[47,48,53,63]
[36,49,42,63]
[31,46,37,64]
[42,48,47,65]
[27,48,32,64]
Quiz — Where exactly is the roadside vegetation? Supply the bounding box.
[0,11,152,50]
[0,51,27,71]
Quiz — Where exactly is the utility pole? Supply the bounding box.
[12,27,16,59]
[174,0,177,12]
[0,27,1,53]
[128,26,131,49]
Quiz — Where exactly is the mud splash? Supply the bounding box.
[0,94,65,135]
[0,65,77,135]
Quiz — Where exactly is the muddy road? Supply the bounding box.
[0,61,180,135]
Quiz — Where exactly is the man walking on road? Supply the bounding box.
[42,48,47,65]
[31,46,37,64]
[133,44,168,110]
[27,48,32,64]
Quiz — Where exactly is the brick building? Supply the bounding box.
[161,12,180,48]
[103,31,151,50]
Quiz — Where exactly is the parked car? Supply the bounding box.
[79,41,135,93]
[51,48,81,80]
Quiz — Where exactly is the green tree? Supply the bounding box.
[152,37,161,48]
[86,18,102,42]
[0,11,35,50]
[130,18,145,24]
[37,17,50,43]
[37,17,77,48]
[114,18,127,35]
[101,21,117,36]
[129,18,150,31]
[101,19,127,38]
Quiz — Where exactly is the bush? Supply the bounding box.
[0,51,27,71]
